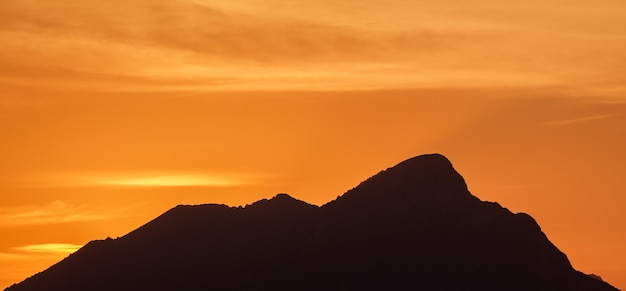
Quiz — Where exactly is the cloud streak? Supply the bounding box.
[545,114,616,126]
[0,201,132,226]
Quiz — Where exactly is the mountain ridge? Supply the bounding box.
[6,154,619,291]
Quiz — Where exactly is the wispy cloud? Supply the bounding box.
[0,201,132,226]
[545,114,616,126]
[2,0,625,93]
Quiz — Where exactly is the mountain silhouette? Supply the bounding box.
[6,154,619,291]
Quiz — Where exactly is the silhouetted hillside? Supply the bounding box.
[6,154,620,291]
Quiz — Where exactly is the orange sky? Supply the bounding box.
[1,0,626,289]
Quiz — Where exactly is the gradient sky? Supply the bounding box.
[1,0,626,289]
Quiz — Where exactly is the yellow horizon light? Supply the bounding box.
[99,174,247,187]
[14,244,82,254]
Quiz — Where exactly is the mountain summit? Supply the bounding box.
[6,154,619,291]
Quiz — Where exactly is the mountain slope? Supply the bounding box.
[6,154,619,291]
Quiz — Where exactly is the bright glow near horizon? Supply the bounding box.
[100,174,247,187]
[14,244,82,254]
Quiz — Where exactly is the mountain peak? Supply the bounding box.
[326,153,474,211]
[388,153,462,182]
[389,153,469,194]
[396,153,453,168]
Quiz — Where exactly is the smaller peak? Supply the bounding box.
[273,193,295,200]
[247,193,317,210]
[267,193,310,206]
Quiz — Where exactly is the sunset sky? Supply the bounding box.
[1,0,626,289]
